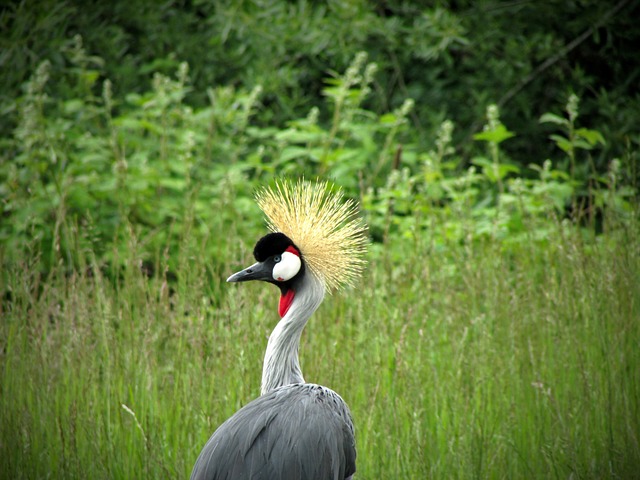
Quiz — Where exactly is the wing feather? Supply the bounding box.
[190,384,356,480]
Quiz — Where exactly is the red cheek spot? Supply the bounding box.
[278,289,295,317]
[285,245,300,256]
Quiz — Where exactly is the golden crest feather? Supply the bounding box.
[255,179,368,292]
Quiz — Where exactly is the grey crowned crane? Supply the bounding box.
[191,180,368,480]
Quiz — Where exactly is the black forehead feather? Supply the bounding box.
[253,232,295,262]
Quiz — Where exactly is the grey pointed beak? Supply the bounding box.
[227,261,273,283]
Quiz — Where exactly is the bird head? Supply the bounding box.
[227,179,368,317]
[227,232,304,316]
[227,232,303,284]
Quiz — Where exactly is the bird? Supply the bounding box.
[190,179,368,480]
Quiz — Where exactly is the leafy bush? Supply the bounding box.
[2,1,638,168]
[1,44,637,277]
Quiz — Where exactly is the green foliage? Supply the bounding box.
[2,44,266,272]
[2,44,638,274]
[1,201,639,479]
[2,1,638,166]
[540,94,606,178]
[1,7,639,479]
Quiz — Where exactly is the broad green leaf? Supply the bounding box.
[472,157,497,181]
[498,163,520,176]
[576,128,606,146]
[279,146,311,163]
[572,138,594,150]
[379,113,399,125]
[539,112,569,126]
[275,129,323,144]
[80,69,100,88]
[473,124,515,144]
[472,157,492,168]
[549,134,572,153]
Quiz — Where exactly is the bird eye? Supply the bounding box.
[273,255,281,263]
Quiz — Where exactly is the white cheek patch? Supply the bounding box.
[272,251,301,282]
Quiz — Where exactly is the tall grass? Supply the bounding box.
[1,209,638,479]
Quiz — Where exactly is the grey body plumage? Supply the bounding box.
[190,383,356,480]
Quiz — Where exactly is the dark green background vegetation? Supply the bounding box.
[3,0,639,162]
[2,0,639,272]
[1,1,639,478]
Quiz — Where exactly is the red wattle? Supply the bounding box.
[279,289,295,317]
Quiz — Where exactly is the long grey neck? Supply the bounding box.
[261,272,325,395]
